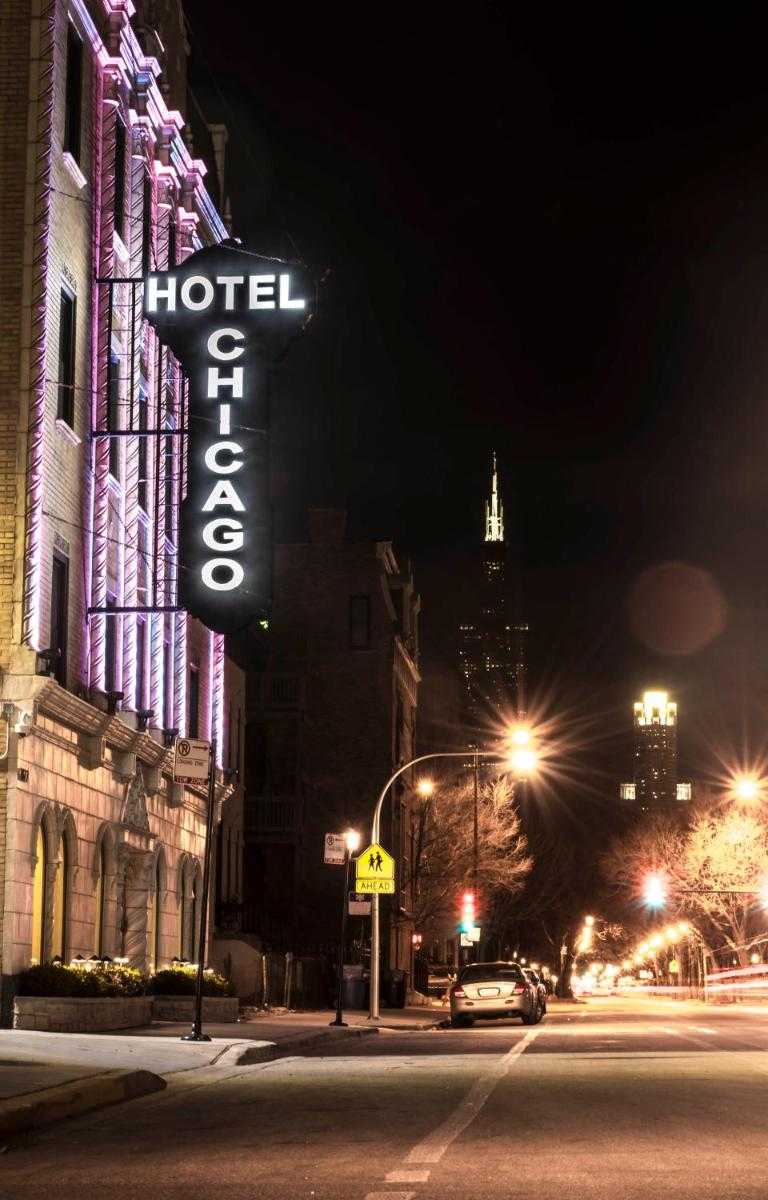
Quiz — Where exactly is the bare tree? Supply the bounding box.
[409,774,531,939]
[602,806,768,965]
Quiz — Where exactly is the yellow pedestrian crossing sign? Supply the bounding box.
[355,843,396,894]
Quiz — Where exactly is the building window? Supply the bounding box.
[52,835,69,960]
[349,595,370,649]
[94,840,107,956]
[142,175,152,275]
[114,118,126,240]
[31,826,47,965]
[105,595,117,695]
[63,23,83,161]
[180,864,198,961]
[138,390,148,510]
[107,352,121,479]
[163,638,173,729]
[57,289,76,426]
[188,664,200,738]
[148,855,161,971]
[136,617,147,710]
[50,552,69,687]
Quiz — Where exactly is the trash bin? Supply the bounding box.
[342,964,367,1010]
[386,968,407,1009]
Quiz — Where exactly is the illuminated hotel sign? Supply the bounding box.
[144,242,311,633]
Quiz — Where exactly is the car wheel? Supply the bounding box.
[521,1002,542,1026]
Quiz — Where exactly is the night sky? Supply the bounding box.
[185,3,768,789]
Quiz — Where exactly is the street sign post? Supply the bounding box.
[324,833,346,865]
[173,737,212,786]
[355,843,395,894]
[349,892,372,916]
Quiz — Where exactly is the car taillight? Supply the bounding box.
[513,984,526,994]
[451,986,465,997]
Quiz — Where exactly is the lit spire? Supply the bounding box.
[485,451,504,543]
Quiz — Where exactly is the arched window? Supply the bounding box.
[94,839,107,956]
[179,860,201,962]
[31,825,46,965]
[148,855,162,972]
[52,833,69,960]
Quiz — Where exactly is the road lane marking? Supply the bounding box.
[364,1193,414,1200]
[405,1029,539,1165]
[385,1170,431,1183]
[688,1025,717,1034]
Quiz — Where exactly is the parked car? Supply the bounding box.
[426,964,456,997]
[450,961,544,1028]
[522,967,548,1013]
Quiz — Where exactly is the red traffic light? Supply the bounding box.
[460,890,476,933]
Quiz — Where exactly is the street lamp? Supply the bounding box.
[367,748,524,1021]
[732,775,761,803]
[329,827,361,1028]
[416,778,435,798]
[508,746,538,775]
[643,873,667,909]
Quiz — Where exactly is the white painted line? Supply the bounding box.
[385,1169,431,1183]
[406,1029,539,1165]
[364,1194,414,1200]
[689,1026,717,1035]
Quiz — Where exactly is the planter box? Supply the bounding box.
[151,995,239,1022]
[13,995,152,1033]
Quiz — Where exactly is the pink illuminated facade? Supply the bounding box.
[0,0,244,1013]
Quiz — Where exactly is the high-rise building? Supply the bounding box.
[458,454,527,734]
[630,690,678,808]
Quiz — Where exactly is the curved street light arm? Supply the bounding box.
[369,748,509,1020]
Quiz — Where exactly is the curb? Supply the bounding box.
[223,1024,380,1066]
[0,1069,166,1138]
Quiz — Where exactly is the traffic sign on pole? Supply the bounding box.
[355,843,395,894]
[324,833,345,865]
[173,738,211,786]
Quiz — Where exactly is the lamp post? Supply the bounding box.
[181,739,217,1043]
[368,744,537,1021]
[330,828,361,1028]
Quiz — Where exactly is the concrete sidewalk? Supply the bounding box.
[0,1005,441,1138]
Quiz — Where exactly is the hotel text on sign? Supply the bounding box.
[144,242,312,633]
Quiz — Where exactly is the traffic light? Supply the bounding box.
[643,873,667,909]
[460,890,476,933]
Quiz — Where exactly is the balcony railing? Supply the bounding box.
[261,674,304,709]
[246,796,299,834]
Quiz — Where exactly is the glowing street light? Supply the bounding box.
[509,725,531,747]
[643,873,667,909]
[732,775,761,803]
[584,915,595,927]
[508,746,538,776]
[416,778,435,798]
[330,828,361,1028]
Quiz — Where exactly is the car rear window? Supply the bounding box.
[459,964,525,984]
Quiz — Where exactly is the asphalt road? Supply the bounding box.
[4,996,768,1200]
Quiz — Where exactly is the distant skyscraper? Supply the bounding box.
[631,690,678,808]
[458,454,528,733]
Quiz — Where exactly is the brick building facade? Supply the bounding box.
[0,0,244,1016]
[245,509,421,987]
